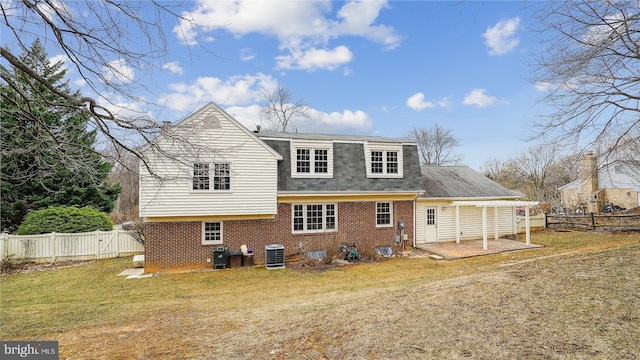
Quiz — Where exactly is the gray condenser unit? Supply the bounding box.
[265,244,285,270]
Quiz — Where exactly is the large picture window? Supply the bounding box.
[292,204,337,233]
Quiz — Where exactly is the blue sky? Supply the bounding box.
[11,1,549,171]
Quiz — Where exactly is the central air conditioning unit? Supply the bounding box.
[265,244,285,270]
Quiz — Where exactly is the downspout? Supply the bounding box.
[412,191,422,248]
[412,198,416,248]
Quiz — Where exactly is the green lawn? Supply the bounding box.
[2,231,639,359]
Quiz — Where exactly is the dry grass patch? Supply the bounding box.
[1,231,639,359]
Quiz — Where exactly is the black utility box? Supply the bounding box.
[213,246,228,269]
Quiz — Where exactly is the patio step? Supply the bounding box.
[429,254,444,260]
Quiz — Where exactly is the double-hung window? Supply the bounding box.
[376,202,393,227]
[192,162,231,191]
[296,148,329,175]
[193,163,210,190]
[370,151,398,175]
[202,221,223,244]
[213,163,230,190]
[292,204,337,233]
[291,141,332,178]
[365,143,403,178]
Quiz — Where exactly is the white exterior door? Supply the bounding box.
[425,207,438,243]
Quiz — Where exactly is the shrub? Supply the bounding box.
[122,220,145,245]
[16,206,113,235]
[0,255,30,274]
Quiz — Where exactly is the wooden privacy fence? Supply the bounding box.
[0,229,144,263]
[546,213,640,231]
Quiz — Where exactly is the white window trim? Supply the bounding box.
[290,141,333,178]
[364,142,403,178]
[202,221,224,245]
[191,162,233,192]
[376,201,394,228]
[291,203,338,233]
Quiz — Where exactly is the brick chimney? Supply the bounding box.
[581,152,598,201]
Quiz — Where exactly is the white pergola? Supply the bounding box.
[450,200,540,250]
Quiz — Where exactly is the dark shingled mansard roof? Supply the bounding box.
[256,132,424,193]
[420,165,519,199]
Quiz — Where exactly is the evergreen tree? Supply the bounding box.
[1,39,120,233]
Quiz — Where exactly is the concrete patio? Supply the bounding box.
[416,238,545,260]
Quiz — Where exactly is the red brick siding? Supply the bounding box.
[144,200,414,271]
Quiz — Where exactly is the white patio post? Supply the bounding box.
[525,206,531,245]
[482,206,488,250]
[494,206,499,240]
[455,205,460,244]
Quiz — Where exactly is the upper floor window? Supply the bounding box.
[193,163,210,190]
[386,151,398,174]
[365,142,403,178]
[291,141,333,178]
[192,162,231,191]
[213,163,231,190]
[368,149,401,177]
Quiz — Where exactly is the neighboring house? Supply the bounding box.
[559,153,640,214]
[139,102,424,271]
[415,166,535,246]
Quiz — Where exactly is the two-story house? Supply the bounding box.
[559,153,640,213]
[139,102,424,271]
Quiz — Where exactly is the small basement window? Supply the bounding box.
[202,221,223,244]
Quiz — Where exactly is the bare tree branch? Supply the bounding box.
[529,0,640,161]
[260,86,310,132]
[404,125,462,166]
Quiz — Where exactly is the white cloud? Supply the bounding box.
[173,1,330,46]
[302,108,373,133]
[159,73,278,112]
[330,1,402,50]
[406,93,451,111]
[225,104,263,130]
[173,1,400,71]
[276,45,353,71]
[103,59,134,84]
[48,54,69,70]
[240,48,255,62]
[73,78,86,87]
[534,81,553,92]
[406,93,437,111]
[37,0,70,23]
[482,17,520,56]
[226,104,373,134]
[162,61,183,75]
[463,89,497,107]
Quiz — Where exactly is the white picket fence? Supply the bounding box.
[0,228,144,263]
